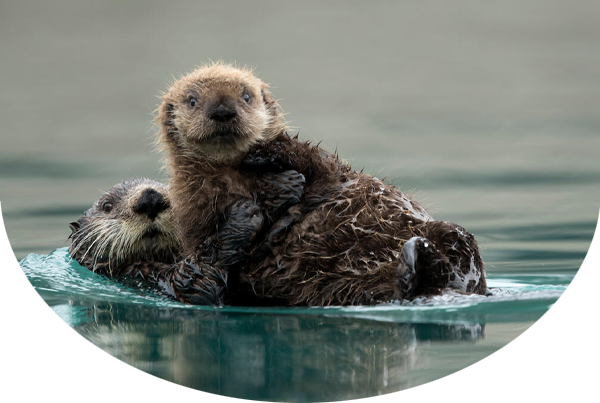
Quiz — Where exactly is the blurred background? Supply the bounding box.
[1,0,598,262]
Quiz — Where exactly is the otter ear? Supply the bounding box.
[68,221,80,238]
[261,87,286,134]
[261,87,277,109]
[157,100,177,138]
[261,87,282,120]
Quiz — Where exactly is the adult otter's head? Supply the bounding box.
[69,179,180,274]
[156,62,286,162]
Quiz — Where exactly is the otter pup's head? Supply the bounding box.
[156,62,286,162]
[69,179,180,274]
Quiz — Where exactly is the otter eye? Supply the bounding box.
[243,94,251,104]
[102,202,113,213]
[189,97,197,107]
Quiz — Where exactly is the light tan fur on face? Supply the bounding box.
[69,179,179,274]
[153,62,290,254]
[155,62,287,163]
[117,184,176,253]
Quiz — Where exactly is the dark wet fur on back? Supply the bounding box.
[154,63,488,306]
[236,134,487,306]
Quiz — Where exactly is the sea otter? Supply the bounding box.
[156,62,488,306]
[68,179,229,303]
[69,178,179,276]
[68,176,304,305]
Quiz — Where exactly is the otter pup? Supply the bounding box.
[156,63,488,306]
[156,63,302,255]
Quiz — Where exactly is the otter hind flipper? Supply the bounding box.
[398,222,488,299]
[398,236,454,298]
[397,237,426,297]
[398,236,453,298]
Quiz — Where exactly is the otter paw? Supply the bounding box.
[169,258,228,306]
[208,199,264,267]
[221,198,264,241]
[257,170,305,219]
[227,198,264,223]
[242,142,290,171]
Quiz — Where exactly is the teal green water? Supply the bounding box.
[21,247,572,401]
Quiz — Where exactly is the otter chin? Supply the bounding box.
[69,178,180,276]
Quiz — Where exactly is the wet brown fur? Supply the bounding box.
[240,135,487,306]
[156,63,488,306]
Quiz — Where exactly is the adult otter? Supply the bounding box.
[156,62,488,306]
[69,178,232,304]
[69,178,179,275]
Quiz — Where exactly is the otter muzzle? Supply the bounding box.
[134,189,169,221]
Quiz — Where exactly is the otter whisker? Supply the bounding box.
[91,224,119,268]
[70,224,108,254]
[74,223,114,261]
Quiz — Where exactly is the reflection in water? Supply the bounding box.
[73,302,483,401]
[23,248,565,401]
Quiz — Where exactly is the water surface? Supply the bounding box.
[21,247,570,401]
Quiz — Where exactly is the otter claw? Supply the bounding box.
[184,258,204,277]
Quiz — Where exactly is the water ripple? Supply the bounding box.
[20,247,571,325]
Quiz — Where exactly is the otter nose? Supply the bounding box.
[209,104,237,122]
[134,189,169,221]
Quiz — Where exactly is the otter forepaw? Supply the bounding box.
[193,199,264,268]
[164,258,228,306]
[242,141,290,171]
[225,199,265,233]
[211,199,264,267]
[257,170,306,220]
